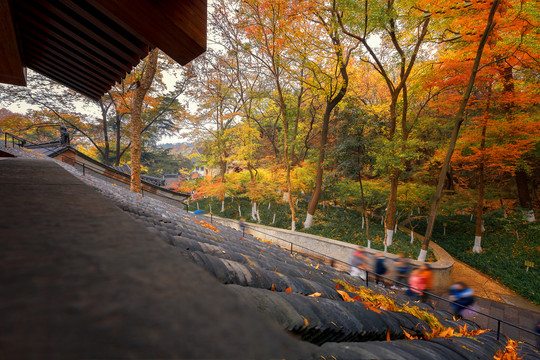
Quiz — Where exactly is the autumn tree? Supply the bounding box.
[237,0,308,230]
[130,48,159,193]
[299,0,357,229]
[420,0,502,260]
[336,0,439,247]
[420,0,540,259]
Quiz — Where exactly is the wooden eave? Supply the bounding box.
[0,0,206,100]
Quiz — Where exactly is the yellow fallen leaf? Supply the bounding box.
[337,289,354,302]
[308,292,322,297]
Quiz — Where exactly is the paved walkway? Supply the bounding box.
[442,257,540,346]
[397,222,540,345]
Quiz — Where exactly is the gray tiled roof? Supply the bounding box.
[2,141,539,359]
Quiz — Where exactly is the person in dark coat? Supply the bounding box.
[374,253,387,286]
[393,253,410,289]
[449,282,475,318]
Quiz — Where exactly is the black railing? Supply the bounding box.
[3,131,28,148]
[236,221,539,346]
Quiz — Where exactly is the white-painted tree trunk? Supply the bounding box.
[472,235,482,253]
[470,214,474,221]
[381,216,384,225]
[367,240,371,248]
[197,202,199,210]
[221,200,225,212]
[418,249,428,262]
[410,230,414,244]
[291,220,296,231]
[209,203,212,213]
[361,216,365,229]
[256,208,261,223]
[272,212,276,224]
[238,205,242,217]
[386,229,393,246]
[304,213,314,229]
[268,202,271,210]
[295,199,298,206]
[394,223,398,233]
[524,209,535,222]
[481,220,485,232]
[251,202,257,220]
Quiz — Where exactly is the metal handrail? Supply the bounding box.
[235,221,540,345]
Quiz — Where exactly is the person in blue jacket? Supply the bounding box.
[449,282,475,318]
[374,253,387,286]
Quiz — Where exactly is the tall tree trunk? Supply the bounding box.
[305,25,350,229]
[305,106,330,229]
[385,171,400,246]
[473,85,490,253]
[419,0,501,260]
[130,48,159,193]
[99,99,110,164]
[359,174,371,247]
[515,170,535,221]
[115,115,122,166]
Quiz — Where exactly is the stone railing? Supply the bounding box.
[209,215,454,291]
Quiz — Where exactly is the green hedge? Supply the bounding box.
[411,213,540,305]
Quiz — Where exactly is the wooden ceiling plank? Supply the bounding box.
[87,0,206,66]
[58,0,148,58]
[19,2,134,73]
[23,42,111,93]
[18,12,127,80]
[21,33,118,86]
[41,0,140,65]
[29,63,104,100]
[26,56,107,96]
[0,1,26,86]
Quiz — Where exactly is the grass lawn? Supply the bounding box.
[410,214,540,305]
[189,197,436,262]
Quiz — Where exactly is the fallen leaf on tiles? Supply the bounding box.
[336,290,353,302]
[285,287,292,293]
[308,292,322,297]
[271,284,276,292]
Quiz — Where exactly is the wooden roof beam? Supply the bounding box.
[57,0,148,58]
[17,12,128,80]
[0,1,26,86]
[87,0,207,66]
[29,63,104,100]
[19,1,134,73]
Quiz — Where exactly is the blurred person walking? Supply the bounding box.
[449,282,475,319]
[350,247,368,281]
